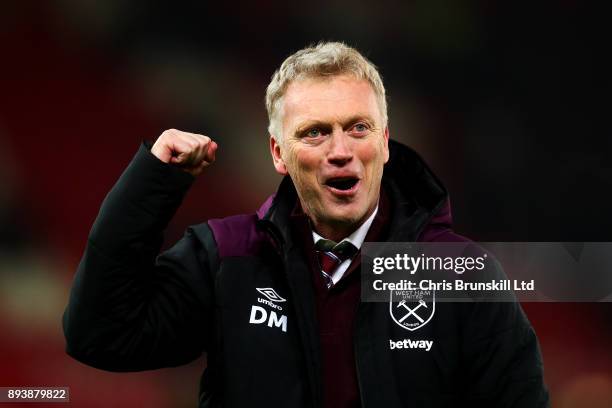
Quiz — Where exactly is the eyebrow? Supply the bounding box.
[293,115,376,135]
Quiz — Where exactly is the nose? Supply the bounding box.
[327,130,353,166]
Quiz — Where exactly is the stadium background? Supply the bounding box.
[0,1,610,406]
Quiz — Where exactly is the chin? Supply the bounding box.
[324,209,366,229]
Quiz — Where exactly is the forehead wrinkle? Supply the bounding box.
[283,76,374,109]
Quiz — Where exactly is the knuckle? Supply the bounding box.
[160,128,177,139]
[193,133,209,143]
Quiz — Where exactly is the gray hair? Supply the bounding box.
[265,42,388,141]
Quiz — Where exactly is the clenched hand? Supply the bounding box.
[151,129,217,177]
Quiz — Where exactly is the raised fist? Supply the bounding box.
[151,129,217,177]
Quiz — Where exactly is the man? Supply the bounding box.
[63,42,549,407]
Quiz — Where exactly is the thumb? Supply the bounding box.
[169,151,190,165]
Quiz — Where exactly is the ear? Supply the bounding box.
[270,135,288,175]
[382,126,390,164]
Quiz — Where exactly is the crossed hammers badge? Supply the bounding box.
[389,291,436,331]
[397,299,428,323]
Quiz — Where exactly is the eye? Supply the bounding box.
[352,123,369,134]
[305,128,322,138]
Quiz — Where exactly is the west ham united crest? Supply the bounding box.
[389,290,436,331]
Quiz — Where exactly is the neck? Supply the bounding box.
[313,223,354,243]
[311,206,377,243]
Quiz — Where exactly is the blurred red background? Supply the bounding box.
[1,1,611,406]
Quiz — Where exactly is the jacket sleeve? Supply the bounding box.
[63,141,216,372]
[460,300,550,407]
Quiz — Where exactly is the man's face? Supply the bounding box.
[270,74,389,238]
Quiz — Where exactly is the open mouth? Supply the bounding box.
[325,177,359,191]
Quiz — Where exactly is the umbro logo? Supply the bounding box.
[250,287,288,333]
[256,287,286,303]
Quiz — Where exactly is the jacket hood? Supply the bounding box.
[256,139,451,240]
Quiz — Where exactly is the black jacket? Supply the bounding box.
[63,140,549,407]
